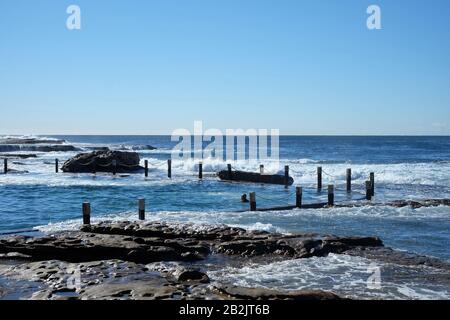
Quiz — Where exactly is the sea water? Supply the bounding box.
[1,135,449,299]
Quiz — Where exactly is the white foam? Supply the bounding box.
[34,202,450,238]
[0,135,61,142]
[33,208,292,234]
[208,254,450,300]
[227,222,287,234]
[2,137,450,195]
[2,135,450,188]
[280,204,450,220]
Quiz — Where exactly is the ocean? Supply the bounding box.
[1,135,450,299]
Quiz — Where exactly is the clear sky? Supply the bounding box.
[1,0,449,135]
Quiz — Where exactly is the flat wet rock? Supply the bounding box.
[82,221,383,259]
[346,246,450,271]
[0,259,342,300]
[0,232,208,263]
[214,285,342,300]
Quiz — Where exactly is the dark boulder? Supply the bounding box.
[171,267,210,283]
[61,150,142,173]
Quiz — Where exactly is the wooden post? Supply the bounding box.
[55,159,59,173]
[112,160,117,176]
[365,181,372,200]
[167,159,172,178]
[328,185,334,206]
[3,159,7,174]
[296,186,302,208]
[249,192,256,211]
[138,198,145,220]
[284,165,289,188]
[317,167,322,191]
[144,160,148,178]
[227,164,232,179]
[260,165,264,175]
[370,172,375,197]
[199,162,203,179]
[82,202,91,225]
[346,168,351,192]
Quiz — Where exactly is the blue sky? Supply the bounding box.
[1,0,449,135]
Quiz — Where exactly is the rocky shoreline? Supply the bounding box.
[1,221,448,300]
[0,137,156,159]
[0,137,79,153]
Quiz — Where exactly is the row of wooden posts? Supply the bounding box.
[4,158,375,201]
[82,199,146,225]
[5,158,271,181]
[2,158,174,178]
[247,174,374,212]
[81,174,375,223]
[3,159,375,196]
[246,168,375,212]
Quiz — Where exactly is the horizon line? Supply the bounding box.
[2,133,450,137]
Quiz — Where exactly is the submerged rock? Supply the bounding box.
[84,146,110,151]
[214,285,342,300]
[387,199,450,208]
[5,168,29,174]
[61,150,142,173]
[1,154,37,159]
[218,170,294,186]
[117,145,157,151]
[170,266,210,283]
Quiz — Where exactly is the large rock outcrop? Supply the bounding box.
[61,150,142,173]
[0,221,383,263]
[1,221,448,300]
[0,221,381,300]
